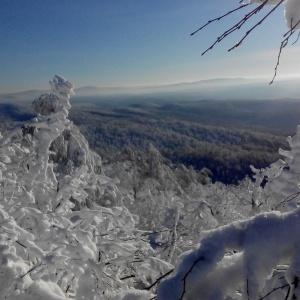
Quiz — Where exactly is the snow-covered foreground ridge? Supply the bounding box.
[1,75,300,300]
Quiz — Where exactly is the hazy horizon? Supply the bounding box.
[1,1,300,94]
[1,76,300,103]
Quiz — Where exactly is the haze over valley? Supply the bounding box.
[2,77,300,103]
[1,79,298,184]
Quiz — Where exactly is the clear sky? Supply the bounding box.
[1,0,299,93]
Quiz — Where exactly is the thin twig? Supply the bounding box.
[201,0,268,56]
[228,0,284,52]
[20,261,43,278]
[259,283,289,299]
[178,256,206,300]
[270,19,300,84]
[144,269,174,291]
[191,3,251,36]
[247,278,250,300]
[16,240,27,248]
[120,274,135,281]
[65,277,74,294]
[141,229,171,236]
[292,276,299,299]
[274,191,300,210]
[292,31,300,45]
[284,285,291,300]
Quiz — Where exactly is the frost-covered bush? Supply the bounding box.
[103,143,255,266]
[251,125,300,212]
[0,76,168,300]
[154,1,300,298]
[153,123,300,299]
[155,113,300,300]
[157,208,300,300]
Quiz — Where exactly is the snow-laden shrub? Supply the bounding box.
[156,124,300,299]
[157,208,300,300]
[104,144,255,266]
[251,125,300,212]
[0,76,167,300]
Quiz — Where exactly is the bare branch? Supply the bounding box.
[65,276,74,294]
[274,191,300,210]
[228,0,285,52]
[259,283,290,299]
[144,269,174,291]
[292,31,300,45]
[247,278,250,300]
[190,0,300,83]
[200,1,269,56]
[190,3,251,36]
[270,19,300,85]
[20,261,43,278]
[16,240,27,248]
[178,256,207,299]
[120,274,135,281]
[284,285,291,300]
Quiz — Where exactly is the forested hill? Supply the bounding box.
[0,98,293,184]
[68,99,292,184]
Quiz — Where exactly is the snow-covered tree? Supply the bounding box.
[154,1,300,299]
[155,126,300,300]
[0,76,172,300]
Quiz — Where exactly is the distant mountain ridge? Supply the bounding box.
[73,77,300,100]
[1,77,300,103]
[0,89,45,103]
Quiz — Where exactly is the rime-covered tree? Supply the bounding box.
[0,76,172,300]
[155,1,300,299]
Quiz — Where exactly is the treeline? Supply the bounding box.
[0,101,289,185]
[69,103,288,184]
[0,103,34,131]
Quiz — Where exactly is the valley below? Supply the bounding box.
[1,94,299,184]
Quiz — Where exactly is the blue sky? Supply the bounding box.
[1,0,299,93]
